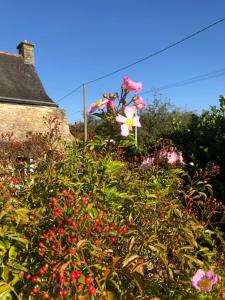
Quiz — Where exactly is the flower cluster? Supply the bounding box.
[140,147,185,169]
[88,77,147,137]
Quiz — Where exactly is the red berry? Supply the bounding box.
[38,268,45,275]
[62,290,68,296]
[88,285,96,295]
[122,227,127,233]
[52,273,57,280]
[82,197,88,206]
[32,287,38,294]
[70,271,81,279]
[19,271,24,277]
[32,276,38,283]
[77,283,83,291]
[85,277,93,284]
[110,237,117,243]
[60,277,66,284]
[68,194,74,201]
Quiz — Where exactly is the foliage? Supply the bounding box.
[70,116,101,140]
[0,175,29,300]
[138,96,193,143]
[170,96,225,202]
[0,98,224,299]
[17,140,225,299]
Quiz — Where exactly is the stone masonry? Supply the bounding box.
[0,103,72,141]
[17,40,35,65]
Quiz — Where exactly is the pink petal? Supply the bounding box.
[123,77,142,92]
[167,151,179,164]
[88,103,96,113]
[121,124,129,136]
[133,82,142,92]
[133,116,141,127]
[159,148,168,160]
[107,100,115,110]
[205,271,219,285]
[98,99,109,110]
[140,156,154,169]
[116,114,126,123]
[123,76,130,84]
[134,96,144,105]
[124,106,136,118]
[192,270,205,290]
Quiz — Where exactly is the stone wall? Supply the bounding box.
[0,103,72,141]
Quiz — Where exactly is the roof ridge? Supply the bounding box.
[0,51,21,57]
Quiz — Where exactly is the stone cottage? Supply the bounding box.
[0,40,71,140]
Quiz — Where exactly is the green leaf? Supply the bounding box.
[0,282,10,294]
[1,267,9,282]
[128,236,135,253]
[8,263,27,272]
[9,246,17,260]
[0,291,12,300]
[10,274,20,286]
[106,291,116,300]
[122,255,139,268]
[89,207,98,219]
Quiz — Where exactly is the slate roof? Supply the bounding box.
[0,52,57,107]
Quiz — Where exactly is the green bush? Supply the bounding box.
[170,96,225,204]
[15,141,224,299]
[0,93,224,298]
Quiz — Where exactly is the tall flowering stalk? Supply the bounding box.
[88,77,146,138]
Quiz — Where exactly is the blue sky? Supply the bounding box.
[1,0,225,122]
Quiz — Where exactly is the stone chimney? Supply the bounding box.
[17,40,35,65]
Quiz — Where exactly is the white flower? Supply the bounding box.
[116,106,141,137]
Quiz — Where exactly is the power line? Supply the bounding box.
[66,67,225,118]
[140,67,225,95]
[56,83,83,103]
[67,110,83,117]
[56,17,225,102]
[86,17,225,84]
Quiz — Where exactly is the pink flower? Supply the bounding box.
[167,151,180,164]
[88,98,109,113]
[158,148,185,165]
[122,77,142,93]
[158,148,168,160]
[140,156,154,169]
[107,99,115,110]
[116,106,141,137]
[192,269,219,293]
[134,96,147,110]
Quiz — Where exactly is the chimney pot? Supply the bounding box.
[17,40,35,65]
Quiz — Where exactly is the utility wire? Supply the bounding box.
[56,83,83,103]
[67,110,83,117]
[56,17,225,102]
[66,67,225,118]
[86,17,225,84]
[140,67,225,95]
